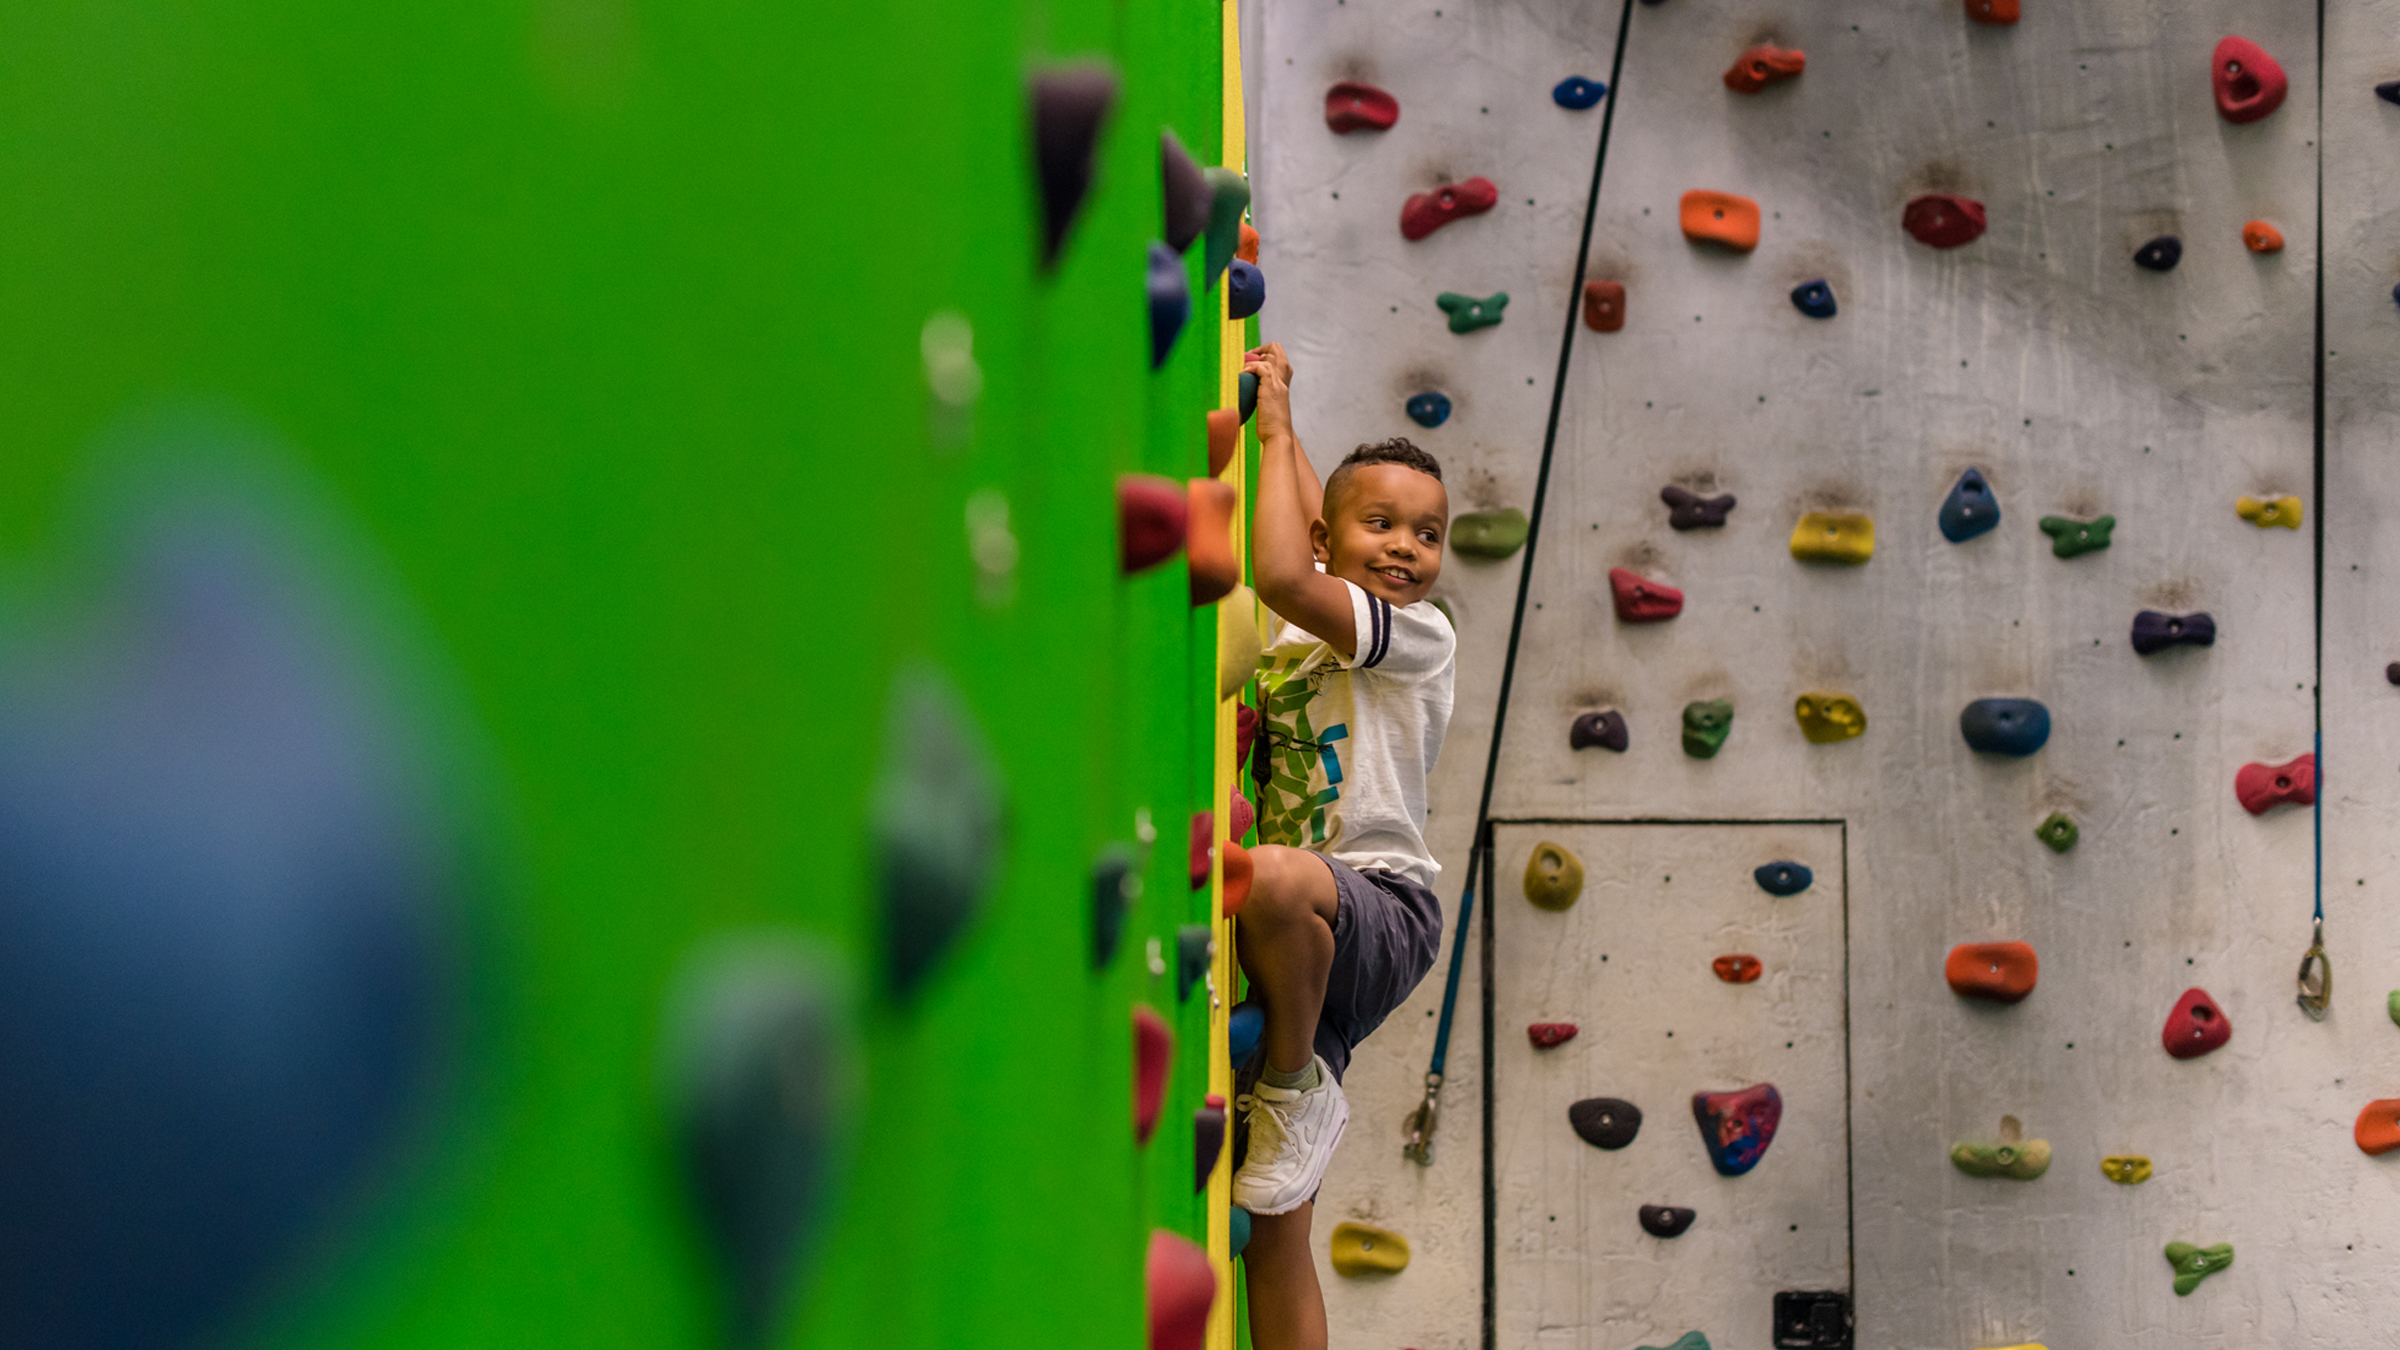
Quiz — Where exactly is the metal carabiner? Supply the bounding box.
[2297,919,2331,1022]
[1401,1072,1443,1165]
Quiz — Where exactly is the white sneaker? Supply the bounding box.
[1232,1056,1349,1216]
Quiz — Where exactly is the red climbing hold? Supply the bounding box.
[1120,475,1189,574]
[1713,954,1763,984]
[1134,1007,1173,1143]
[2212,36,2288,124]
[1145,1229,1216,1350]
[1187,478,1240,606]
[1609,567,1684,623]
[1583,279,1626,332]
[1964,0,2019,24]
[1944,942,2038,1004]
[1527,1022,1579,1048]
[1188,811,1214,890]
[1237,223,1260,263]
[1722,44,1805,93]
[1904,194,1987,249]
[1400,177,1499,241]
[1206,410,1239,477]
[1235,703,1259,767]
[2234,753,2315,815]
[1222,840,1254,916]
[1324,81,1399,134]
[2162,987,2232,1060]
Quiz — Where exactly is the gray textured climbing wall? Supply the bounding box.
[1250,0,2400,1346]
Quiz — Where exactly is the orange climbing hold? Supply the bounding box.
[1946,942,2039,1004]
[1681,191,1760,252]
[1965,0,2019,23]
[1583,279,1626,332]
[1221,839,1254,915]
[2243,220,2284,253]
[1145,1230,1215,1350]
[1134,1007,1172,1144]
[1713,954,1763,984]
[1237,223,1259,263]
[1324,81,1399,134]
[2356,1099,2400,1156]
[1206,410,1239,477]
[1722,44,1805,93]
[1187,478,1239,605]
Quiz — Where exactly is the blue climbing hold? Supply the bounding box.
[1406,392,1452,428]
[1147,242,1189,369]
[1789,280,1836,319]
[1959,698,2050,756]
[1228,1001,1264,1066]
[1552,76,1607,109]
[1227,259,1265,321]
[2391,282,2400,311]
[1754,861,1813,896]
[1939,467,2000,542]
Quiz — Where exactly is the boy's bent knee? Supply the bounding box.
[1244,846,1339,924]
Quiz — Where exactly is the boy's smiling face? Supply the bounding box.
[1312,463,1448,607]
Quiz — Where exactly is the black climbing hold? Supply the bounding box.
[1147,242,1190,370]
[2388,661,2400,686]
[1228,1001,1264,1066]
[1553,76,1607,109]
[1239,371,1258,423]
[1571,709,1629,752]
[1092,845,1134,969]
[1194,1097,1227,1192]
[1227,259,1265,321]
[874,665,1005,997]
[1958,698,2050,756]
[2131,610,2216,656]
[1160,131,1214,254]
[1030,64,1120,270]
[1569,1096,1644,1150]
[2134,236,2183,272]
[1661,485,1736,529]
[1406,392,1452,428]
[1176,924,1213,1002]
[1755,861,1813,896]
[661,936,860,1350]
[1639,1205,1697,1238]
[1773,1290,1855,1350]
[1201,167,1250,289]
[2379,81,2400,106]
[1790,280,1837,319]
[1939,466,2000,542]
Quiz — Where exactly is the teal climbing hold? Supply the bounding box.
[1229,1206,1253,1258]
[1635,1335,1710,1350]
[2039,514,2114,558]
[1238,370,1257,423]
[1201,167,1250,289]
[874,666,1004,997]
[1437,291,1508,334]
[1228,1001,1263,1066]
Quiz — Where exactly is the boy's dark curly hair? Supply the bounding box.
[1324,437,1443,511]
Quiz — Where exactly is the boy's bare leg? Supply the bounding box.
[1243,1201,1327,1350]
[1236,845,1341,1074]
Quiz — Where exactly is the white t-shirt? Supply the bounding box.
[1255,579,1455,888]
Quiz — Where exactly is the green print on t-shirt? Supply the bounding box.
[1258,658,1346,847]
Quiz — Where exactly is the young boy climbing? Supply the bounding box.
[1232,341,1454,1350]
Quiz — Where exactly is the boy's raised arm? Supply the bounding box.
[1244,343,1356,656]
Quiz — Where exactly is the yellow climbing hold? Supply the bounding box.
[1218,586,1263,701]
[1329,1221,1410,1277]
[1793,693,1866,743]
[2100,1154,2152,1184]
[2236,494,2303,528]
[1523,841,1585,911]
[1789,512,1874,563]
[1974,1344,2049,1350]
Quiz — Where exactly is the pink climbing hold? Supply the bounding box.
[1400,177,1499,241]
[1609,567,1684,623]
[1904,194,1987,248]
[1324,81,1399,134]
[1527,1022,1579,1048]
[2162,987,2231,1060]
[1235,703,1259,768]
[2234,753,2316,815]
[1229,787,1254,841]
[2212,36,2288,124]
[1146,1229,1216,1350]
[1134,1007,1173,1143]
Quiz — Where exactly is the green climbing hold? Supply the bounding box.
[1950,1117,2052,1180]
[2036,812,2078,852]
[1201,167,1251,290]
[1449,508,1528,559]
[2165,1240,2233,1296]
[2038,514,2114,558]
[1636,1335,1710,1350]
[1681,700,1734,759]
[2388,989,2400,1026]
[1437,291,1508,334]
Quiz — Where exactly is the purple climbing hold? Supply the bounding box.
[1661,485,1736,530]
[2131,610,2216,655]
[1692,1083,1782,1176]
[1227,259,1264,321]
[1569,1096,1644,1150]
[1147,243,1189,369]
[1194,1095,1226,1192]
[1160,131,1214,254]
[1030,65,1121,270]
[1571,710,1629,752]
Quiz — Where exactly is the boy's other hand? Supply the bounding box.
[1243,343,1295,442]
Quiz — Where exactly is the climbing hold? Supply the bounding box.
[1691,1083,1782,1176]
[1201,167,1250,288]
[1958,698,2050,756]
[1092,846,1134,968]
[2133,236,2183,272]
[1713,954,1763,984]
[1638,1206,1697,1239]
[1723,44,1805,93]
[2236,494,2302,528]
[2234,753,2315,814]
[1194,1095,1226,1191]
[1790,279,1837,319]
[1754,861,1813,896]
[1965,0,2019,23]
[2164,1240,2233,1296]
[1679,190,1761,252]
[1159,132,1213,255]
[1188,812,1214,891]
[1227,259,1265,321]
[1324,81,1399,133]
[1228,1002,1264,1066]
[1219,588,1261,700]
[1147,242,1190,369]
[1523,840,1586,911]
[1450,507,1529,559]
[1635,1334,1710,1350]
[2130,610,2216,655]
[1235,704,1259,767]
[1583,278,1626,332]
[1652,490,1732,538]
[1228,785,1254,841]
[1405,392,1451,428]
[1228,1207,1253,1258]
[1570,709,1629,752]
[1527,1022,1579,1048]
[1030,65,1120,270]
[1205,409,1239,477]
[1568,1097,1644,1150]
[875,668,1005,998]
[1187,478,1239,606]
[1238,370,1257,422]
[2243,220,2285,253]
[1789,512,1874,563]
[2035,812,2078,852]
[1950,1115,2052,1179]
[1401,177,1499,241]
[1794,693,1866,744]
[1119,475,1188,574]
[1329,1221,1410,1277]
[2357,1100,2400,1155]
[1176,924,1212,1003]
[1437,291,1509,333]
[2212,36,2287,123]
[1946,942,2039,1003]
[1681,699,1734,758]
[2380,81,2400,106]
[1147,1230,1216,1350]
[1133,1007,1172,1144]
[1237,223,1259,264]
[1553,76,1608,109]
[1939,467,2001,542]
[2162,987,2232,1059]
[2390,988,2400,1025]
[1903,193,1987,249]
[1774,1292,1853,1349]
[1221,841,1253,915]
[2100,1155,2153,1184]
[1609,567,1684,622]
[2038,514,2114,557]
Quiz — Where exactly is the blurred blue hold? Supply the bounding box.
[1939,466,2000,543]
[1228,1001,1265,1066]
[1227,259,1265,321]
[1148,241,1190,369]
[2391,281,2400,310]
[1552,76,1607,109]
[1790,279,1837,319]
[1753,861,1813,896]
[1405,392,1452,428]
[1959,698,2051,756]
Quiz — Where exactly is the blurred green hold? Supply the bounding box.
[2036,812,2078,852]
[1437,291,1508,334]
[1429,597,1456,627]
[2387,989,2400,1026]
[1201,167,1250,289]
[1682,700,1734,759]
[1637,1334,1710,1350]
[1449,508,1528,560]
[2165,1240,2233,1295]
[2039,514,2114,558]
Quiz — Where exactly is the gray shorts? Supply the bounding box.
[1309,856,1443,1081]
